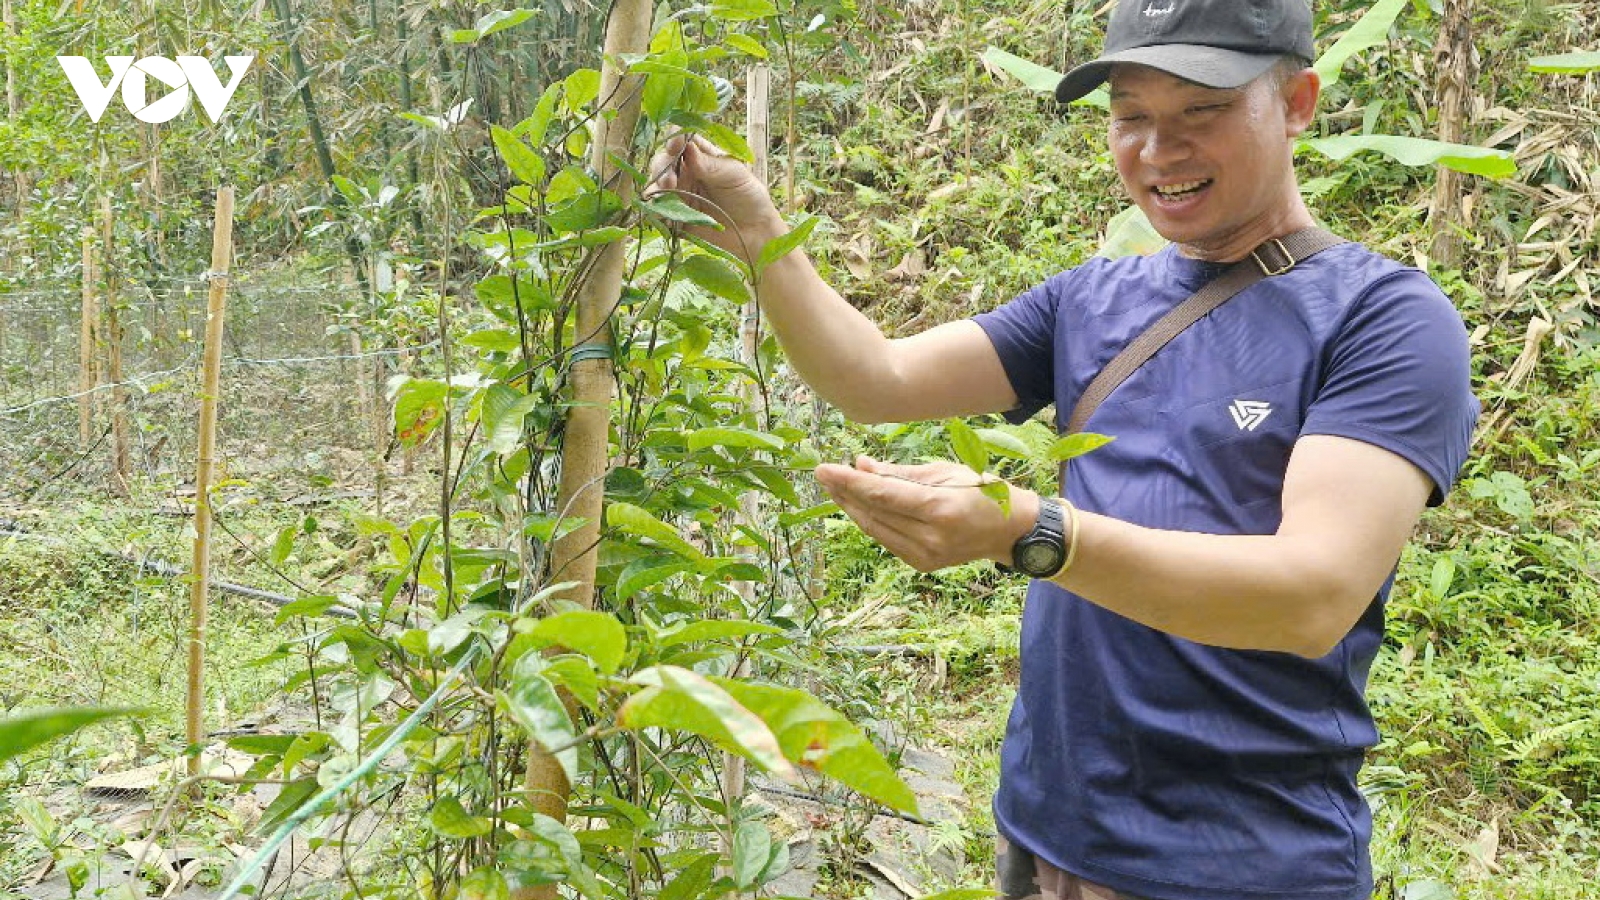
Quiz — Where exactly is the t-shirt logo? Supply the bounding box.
[1229,399,1273,431]
[1143,0,1177,16]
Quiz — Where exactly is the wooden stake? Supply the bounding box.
[101,195,130,495]
[187,187,235,778]
[721,64,772,835]
[514,3,651,897]
[79,227,97,448]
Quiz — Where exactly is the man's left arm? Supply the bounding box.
[817,433,1433,659]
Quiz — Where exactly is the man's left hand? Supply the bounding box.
[813,455,1037,572]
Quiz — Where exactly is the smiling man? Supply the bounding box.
[652,1,1478,897]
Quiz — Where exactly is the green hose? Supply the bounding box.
[215,653,474,900]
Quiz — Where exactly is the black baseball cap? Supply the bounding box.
[1055,0,1315,104]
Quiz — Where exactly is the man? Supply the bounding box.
[653,1,1477,897]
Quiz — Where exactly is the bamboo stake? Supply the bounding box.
[78,227,97,448]
[514,4,651,897]
[721,64,772,835]
[187,187,235,779]
[101,195,130,495]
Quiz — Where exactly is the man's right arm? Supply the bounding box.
[651,135,1018,424]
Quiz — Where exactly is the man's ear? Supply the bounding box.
[1283,67,1320,138]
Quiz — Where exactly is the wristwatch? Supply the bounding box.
[1008,498,1069,578]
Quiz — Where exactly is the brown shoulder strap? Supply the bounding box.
[1063,227,1348,436]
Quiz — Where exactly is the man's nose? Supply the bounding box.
[1140,122,1192,168]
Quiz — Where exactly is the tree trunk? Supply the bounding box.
[1429,0,1474,269]
[512,2,652,897]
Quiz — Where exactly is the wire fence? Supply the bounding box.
[0,276,433,501]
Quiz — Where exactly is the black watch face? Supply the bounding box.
[1016,540,1065,576]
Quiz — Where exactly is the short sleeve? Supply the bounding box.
[1301,271,1479,506]
[973,270,1074,425]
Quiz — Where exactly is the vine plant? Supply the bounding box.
[233,3,922,899]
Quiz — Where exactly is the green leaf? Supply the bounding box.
[732,820,772,888]
[1099,205,1168,259]
[608,502,705,561]
[1528,51,1600,74]
[517,82,563,147]
[483,386,542,456]
[725,33,768,59]
[980,479,1011,517]
[945,418,989,475]
[530,610,628,675]
[616,560,694,603]
[754,215,819,274]
[475,8,536,39]
[1047,433,1115,462]
[256,777,318,834]
[660,853,719,900]
[660,620,785,649]
[526,814,604,900]
[492,125,546,186]
[778,501,841,527]
[226,733,298,756]
[269,524,297,567]
[461,866,511,900]
[564,68,601,110]
[687,426,784,453]
[711,0,777,21]
[462,328,523,354]
[431,795,495,838]
[273,594,342,625]
[641,194,721,228]
[501,658,579,785]
[976,428,1032,460]
[1428,556,1456,600]
[712,678,918,814]
[1301,134,1515,178]
[980,46,1061,93]
[696,121,755,163]
[14,797,56,842]
[1314,0,1409,88]
[0,707,136,763]
[679,254,751,304]
[393,378,449,446]
[618,665,796,781]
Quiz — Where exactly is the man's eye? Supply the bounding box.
[1188,103,1227,114]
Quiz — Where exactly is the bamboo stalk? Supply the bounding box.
[187,187,236,779]
[513,3,651,897]
[79,228,97,448]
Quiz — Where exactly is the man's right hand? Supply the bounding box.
[647,133,788,266]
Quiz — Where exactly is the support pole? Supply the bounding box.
[101,195,130,495]
[513,3,651,898]
[187,187,235,778]
[721,64,771,837]
[79,228,97,448]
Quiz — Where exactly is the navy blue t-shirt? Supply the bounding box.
[972,243,1478,900]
